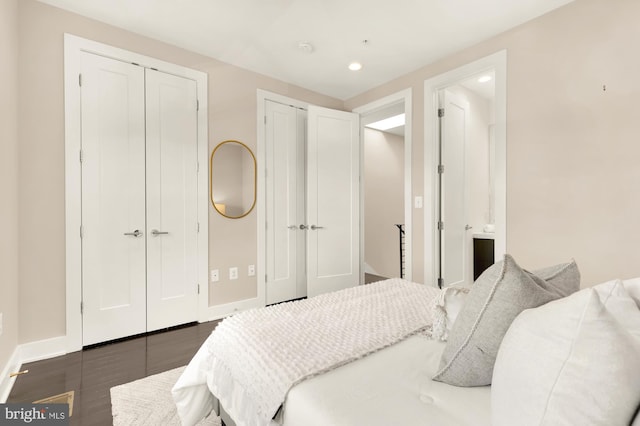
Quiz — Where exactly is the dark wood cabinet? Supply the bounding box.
[473,237,495,281]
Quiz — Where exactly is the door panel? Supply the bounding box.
[145,69,199,331]
[307,106,360,297]
[81,52,147,345]
[265,101,307,304]
[440,90,469,287]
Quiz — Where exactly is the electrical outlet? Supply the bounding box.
[210,269,219,282]
[229,267,238,280]
[248,265,256,277]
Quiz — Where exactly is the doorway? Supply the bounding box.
[424,51,507,288]
[354,90,413,284]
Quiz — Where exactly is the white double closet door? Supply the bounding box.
[265,100,360,304]
[80,52,199,346]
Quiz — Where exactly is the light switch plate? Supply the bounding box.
[414,196,423,209]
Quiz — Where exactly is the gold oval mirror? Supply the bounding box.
[210,140,257,219]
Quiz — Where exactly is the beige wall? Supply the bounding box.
[16,0,342,343]
[13,0,640,348]
[346,0,640,287]
[0,0,20,370]
[364,128,405,278]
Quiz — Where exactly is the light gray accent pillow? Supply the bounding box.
[432,254,580,387]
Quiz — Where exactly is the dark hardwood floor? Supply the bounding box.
[8,320,220,425]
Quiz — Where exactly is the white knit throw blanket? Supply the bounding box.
[205,279,440,426]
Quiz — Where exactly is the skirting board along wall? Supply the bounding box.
[0,336,67,402]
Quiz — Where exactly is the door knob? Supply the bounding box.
[310,225,324,230]
[299,224,308,230]
[124,229,142,237]
[151,229,169,236]
[465,225,473,230]
[288,225,297,230]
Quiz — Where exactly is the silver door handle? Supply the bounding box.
[288,225,297,230]
[465,225,473,230]
[299,224,308,230]
[124,229,142,237]
[310,225,324,230]
[151,229,169,236]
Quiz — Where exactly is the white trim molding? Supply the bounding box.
[64,34,209,350]
[0,336,67,403]
[0,348,20,403]
[424,50,507,286]
[353,89,413,283]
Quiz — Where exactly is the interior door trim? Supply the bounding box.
[64,34,209,352]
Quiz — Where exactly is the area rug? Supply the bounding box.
[111,366,221,426]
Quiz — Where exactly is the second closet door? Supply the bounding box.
[265,101,360,304]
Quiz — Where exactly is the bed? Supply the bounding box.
[172,258,640,426]
[171,278,486,426]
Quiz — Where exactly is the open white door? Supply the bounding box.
[145,69,199,331]
[80,52,147,345]
[307,106,360,297]
[439,89,470,288]
[265,101,307,304]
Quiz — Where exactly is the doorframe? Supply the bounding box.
[64,34,209,352]
[353,89,413,283]
[424,50,507,287]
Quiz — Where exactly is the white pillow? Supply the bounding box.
[492,280,640,426]
[431,286,470,341]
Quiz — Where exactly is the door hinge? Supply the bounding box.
[79,150,83,163]
[80,225,83,238]
[197,284,200,294]
[437,278,444,289]
[80,301,83,314]
[78,73,82,87]
[196,162,199,173]
[437,164,444,174]
[196,100,199,111]
[264,116,267,124]
[437,221,444,231]
[438,108,444,118]
[197,222,200,232]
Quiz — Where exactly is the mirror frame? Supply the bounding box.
[209,140,257,219]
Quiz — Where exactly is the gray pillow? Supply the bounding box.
[432,254,580,387]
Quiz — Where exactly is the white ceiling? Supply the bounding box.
[38,0,573,100]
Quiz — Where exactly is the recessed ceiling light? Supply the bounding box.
[348,62,363,71]
[366,114,405,131]
[478,75,492,83]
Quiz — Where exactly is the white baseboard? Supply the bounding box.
[0,336,68,403]
[0,347,21,403]
[19,336,67,364]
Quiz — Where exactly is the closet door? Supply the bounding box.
[145,69,199,331]
[80,52,147,346]
[307,106,360,297]
[265,101,307,304]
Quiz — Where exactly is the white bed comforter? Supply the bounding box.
[172,279,440,426]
